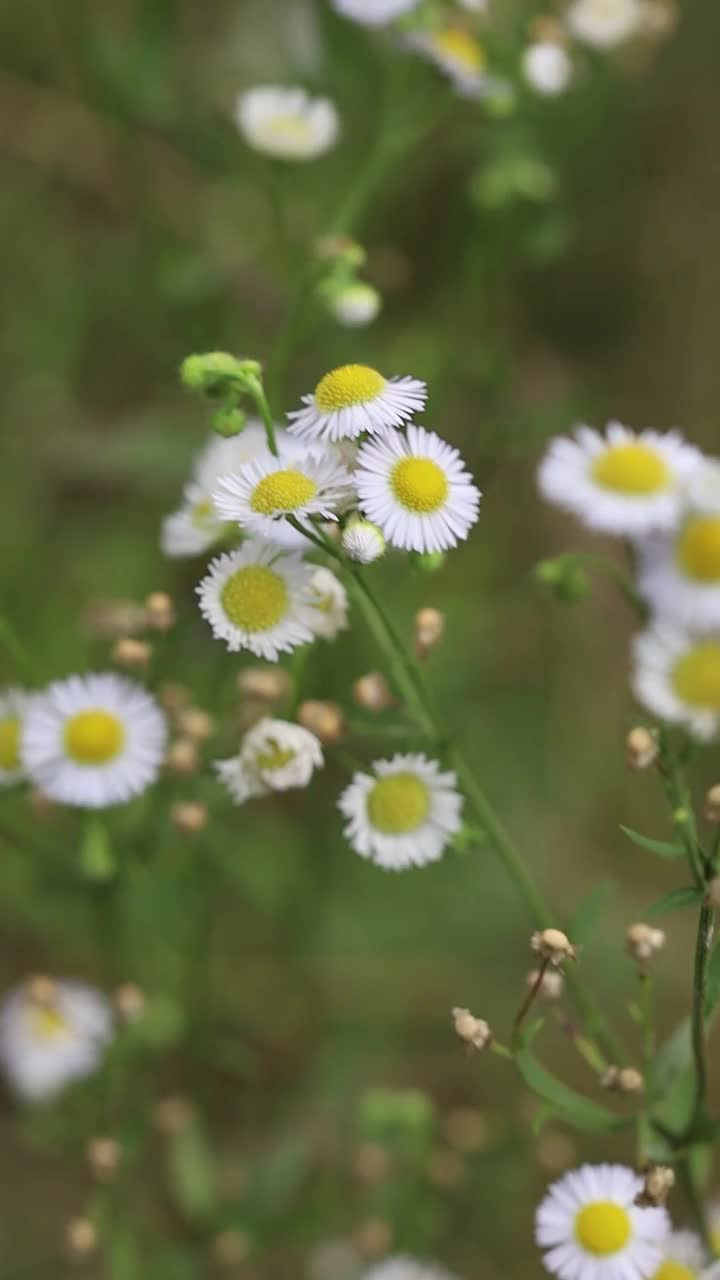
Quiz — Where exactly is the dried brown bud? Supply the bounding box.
[352,672,395,712]
[112,637,151,671]
[635,1164,675,1207]
[617,1067,644,1095]
[83,597,146,639]
[531,928,577,967]
[527,968,565,1001]
[158,682,191,714]
[66,1219,97,1258]
[415,607,445,657]
[176,707,214,742]
[86,1136,121,1180]
[705,784,720,824]
[353,1219,392,1258]
[626,922,666,963]
[164,738,199,776]
[212,1230,251,1267]
[626,727,659,770]
[351,1142,390,1184]
[452,1007,493,1051]
[170,801,208,834]
[153,1095,194,1136]
[237,667,292,702]
[297,700,345,745]
[144,591,175,631]
[114,982,146,1022]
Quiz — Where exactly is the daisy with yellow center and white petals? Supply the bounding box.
[0,979,113,1102]
[650,1230,720,1280]
[212,451,354,549]
[536,1164,669,1280]
[196,541,317,661]
[633,622,720,742]
[287,364,427,444]
[538,423,701,536]
[330,0,421,26]
[637,505,720,628]
[308,566,350,640]
[215,717,323,806]
[354,423,481,554]
[566,0,644,48]
[338,753,463,870]
[234,86,340,161]
[405,26,491,98]
[0,687,30,787]
[21,674,167,809]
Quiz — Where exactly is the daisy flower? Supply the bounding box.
[197,542,317,661]
[566,0,644,48]
[215,717,323,805]
[0,687,31,787]
[0,978,113,1102]
[331,0,421,26]
[536,1164,669,1280]
[636,507,720,628]
[234,86,339,161]
[538,423,701,537]
[523,42,573,95]
[342,517,387,564]
[287,364,427,444]
[406,27,490,98]
[212,451,354,546]
[650,1231,719,1280]
[364,1260,459,1280]
[330,282,382,328]
[338,753,463,870]
[308,566,349,640]
[632,622,720,741]
[21,674,167,809]
[354,423,481,554]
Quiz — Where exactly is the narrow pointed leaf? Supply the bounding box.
[620,825,684,860]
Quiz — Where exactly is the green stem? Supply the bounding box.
[247,378,279,457]
[689,902,714,1137]
[566,552,649,619]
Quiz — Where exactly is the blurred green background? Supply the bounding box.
[1,1,720,1276]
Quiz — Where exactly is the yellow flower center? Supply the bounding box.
[367,773,430,834]
[390,458,449,513]
[0,716,21,771]
[250,469,318,515]
[64,710,125,765]
[676,516,720,582]
[192,498,215,528]
[27,1004,70,1041]
[672,642,720,709]
[574,1203,631,1256]
[591,443,670,495]
[654,1263,696,1280]
[432,28,485,71]
[256,745,296,771]
[314,364,386,412]
[265,113,314,145]
[220,565,289,633]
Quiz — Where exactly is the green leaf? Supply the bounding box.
[516,1050,625,1134]
[646,886,703,917]
[78,817,116,881]
[569,880,614,944]
[704,941,720,1018]
[647,1018,691,1097]
[167,1119,217,1222]
[620,825,684,860]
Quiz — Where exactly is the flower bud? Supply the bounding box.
[329,281,382,329]
[527,968,565,1001]
[530,928,577,967]
[114,982,146,1022]
[298,700,345,745]
[626,727,659,770]
[238,667,292,702]
[66,1219,97,1259]
[415,607,445,657]
[315,234,366,267]
[536,557,590,603]
[341,518,386,565]
[411,550,446,573]
[705,784,720,824]
[451,1007,493,1051]
[86,1137,121,1181]
[213,406,247,438]
[112,637,151,671]
[176,707,214,742]
[158,682,191,714]
[83,597,147,638]
[144,591,175,631]
[180,352,261,399]
[635,1164,675,1207]
[170,801,208,834]
[626,922,665,963]
[164,738,199,776]
[617,1067,644,1095]
[353,672,395,712]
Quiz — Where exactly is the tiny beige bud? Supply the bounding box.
[86,1136,121,1180]
[297,700,345,745]
[530,928,577,967]
[237,666,292,702]
[164,738,199,776]
[111,637,151,671]
[66,1219,97,1258]
[452,1007,493,1051]
[617,1067,644,1095]
[352,672,395,713]
[415,607,445,657]
[83,597,147,639]
[705,784,720,824]
[626,922,666,963]
[212,1229,251,1266]
[153,1095,193,1136]
[176,707,214,742]
[114,982,146,1022]
[158,682,191,714]
[600,1065,620,1090]
[170,801,208,834]
[353,1219,392,1258]
[27,975,56,1005]
[144,591,176,631]
[626,727,659,771]
[351,1142,390,1183]
[636,1163,675,1207]
[527,968,565,1001]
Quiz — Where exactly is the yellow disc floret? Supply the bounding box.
[672,642,720,709]
[0,717,21,771]
[265,114,314,145]
[433,28,485,71]
[220,565,289,633]
[367,773,430,834]
[676,516,720,582]
[315,364,386,411]
[653,1263,696,1280]
[250,469,318,515]
[191,498,215,528]
[64,710,125,765]
[390,458,449,513]
[256,745,297,771]
[591,444,670,495]
[574,1203,631,1256]
[27,1004,70,1042]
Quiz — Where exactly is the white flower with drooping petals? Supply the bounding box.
[21,674,167,809]
[632,622,720,742]
[234,86,339,161]
[538,422,701,536]
[536,1164,669,1280]
[355,423,481,554]
[566,0,644,48]
[0,687,31,787]
[215,717,323,805]
[364,1259,459,1280]
[196,542,317,661]
[523,42,573,94]
[288,364,427,444]
[339,753,463,870]
[330,0,421,26]
[405,26,490,98]
[0,979,113,1102]
[308,566,349,639]
[330,282,382,328]
[342,518,387,564]
[212,450,354,547]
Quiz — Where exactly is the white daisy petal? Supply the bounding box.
[21,674,167,810]
[0,979,113,1102]
[212,450,354,546]
[0,687,31,787]
[307,566,349,640]
[338,753,463,870]
[215,717,323,806]
[632,621,720,741]
[287,364,427,444]
[196,541,316,662]
[234,86,339,161]
[567,0,644,48]
[330,0,421,26]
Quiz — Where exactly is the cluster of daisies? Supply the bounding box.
[539,422,720,742]
[536,1162,720,1280]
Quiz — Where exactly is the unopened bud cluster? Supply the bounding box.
[601,1065,644,1095]
[625,727,659,771]
[626,922,665,963]
[527,968,565,1001]
[635,1164,675,1207]
[452,1007,493,1052]
[531,928,577,967]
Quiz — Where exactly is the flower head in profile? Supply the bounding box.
[212,451,354,547]
[21,674,167,809]
[538,423,701,537]
[633,622,720,742]
[566,0,644,48]
[197,542,317,660]
[536,1164,669,1280]
[215,717,323,805]
[0,978,113,1102]
[355,424,481,554]
[308,566,350,640]
[364,1257,459,1280]
[342,517,387,564]
[338,753,463,870]
[0,687,31,787]
[330,282,382,328]
[287,364,427,443]
[406,26,490,98]
[330,0,421,26]
[234,86,339,161]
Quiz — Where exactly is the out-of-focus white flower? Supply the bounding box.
[330,282,382,328]
[0,687,31,787]
[523,42,573,94]
[338,753,463,870]
[637,504,720,629]
[21,675,167,809]
[288,364,427,444]
[308,566,349,640]
[234,86,339,160]
[213,451,354,547]
[650,1231,718,1280]
[0,979,113,1102]
[330,0,421,25]
[406,27,490,98]
[364,1260,460,1280]
[197,542,317,661]
[566,0,644,48]
[633,622,720,742]
[215,717,323,805]
[342,518,387,564]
